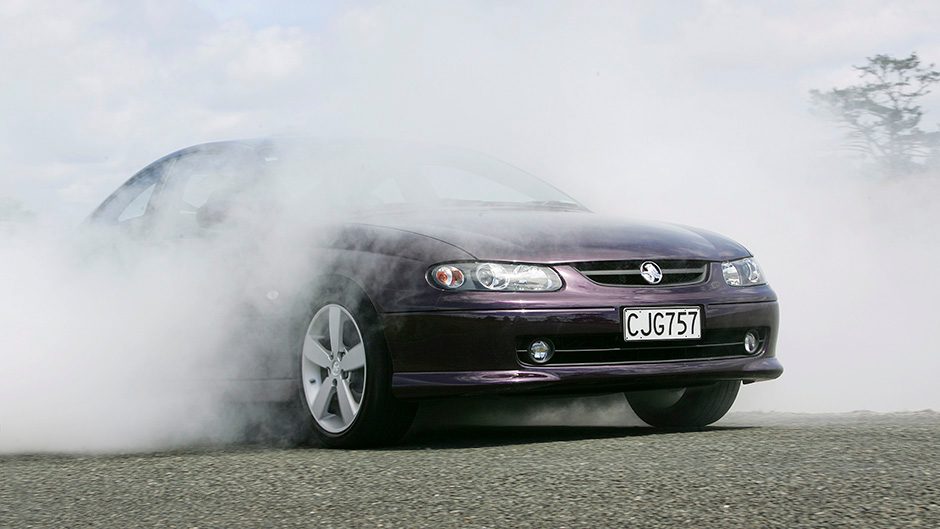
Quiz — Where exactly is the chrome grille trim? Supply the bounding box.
[581,268,705,276]
[573,260,709,286]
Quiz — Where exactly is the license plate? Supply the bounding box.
[623,307,701,341]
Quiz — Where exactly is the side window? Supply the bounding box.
[117,183,156,222]
[91,161,168,226]
[181,172,226,210]
[155,147,263,236]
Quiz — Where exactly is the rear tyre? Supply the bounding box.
[626,381,740,428]
[294,287,416,448]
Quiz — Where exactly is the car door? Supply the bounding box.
[146,144,288,384]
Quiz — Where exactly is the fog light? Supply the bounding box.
[528,339,554,364]
[744,330,760,354]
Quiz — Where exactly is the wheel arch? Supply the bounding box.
[300,272,389,358]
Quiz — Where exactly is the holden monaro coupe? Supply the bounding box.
[89,139,782,447]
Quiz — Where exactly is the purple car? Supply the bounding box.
[90,139,782,447]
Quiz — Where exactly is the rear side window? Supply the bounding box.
[91,161,169,226]
[116,182,156,222]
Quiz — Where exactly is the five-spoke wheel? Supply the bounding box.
[301,304,367,433]
[295,293,417,448]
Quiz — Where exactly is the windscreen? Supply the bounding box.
[260,141,584,213]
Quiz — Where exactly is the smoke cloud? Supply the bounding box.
[2,1,940,452]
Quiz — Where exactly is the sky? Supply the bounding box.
[2,0,940,221]
[2,1,940,424]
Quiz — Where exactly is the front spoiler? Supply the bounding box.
[391,356,783,399]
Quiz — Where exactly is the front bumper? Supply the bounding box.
[392,356,783,398]
[381,264,782,399]
[384,301,781,399]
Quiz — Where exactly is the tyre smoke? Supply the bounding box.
[2,1,940,452]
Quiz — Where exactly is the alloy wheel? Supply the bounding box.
[301,304,367,433]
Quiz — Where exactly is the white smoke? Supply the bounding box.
[2,1,940,452]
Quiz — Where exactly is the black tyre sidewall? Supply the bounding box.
[627,380,741,428]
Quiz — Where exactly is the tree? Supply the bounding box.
[810,53,940,177]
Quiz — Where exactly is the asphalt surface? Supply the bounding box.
[2,411,939,528]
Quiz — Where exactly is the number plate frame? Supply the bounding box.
[623,307,702,341]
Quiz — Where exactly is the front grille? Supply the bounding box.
[516,328,766,366]
[573,260,708,286]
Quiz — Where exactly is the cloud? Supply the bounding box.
[3,0,939,221]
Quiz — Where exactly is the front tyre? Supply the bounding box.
[298,292,415,448]
[626,381,740,428]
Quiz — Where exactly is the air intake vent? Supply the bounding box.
[574,260,708,286]
[515,328,767,366]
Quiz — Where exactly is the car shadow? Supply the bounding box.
[391,424,756,450]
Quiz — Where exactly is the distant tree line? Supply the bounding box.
[811,53,940,177]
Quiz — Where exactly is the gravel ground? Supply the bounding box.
[2,411,939,528]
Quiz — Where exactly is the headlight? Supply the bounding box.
[429,262,563,292]
[721,257,766,287]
